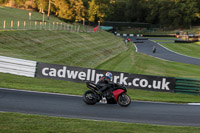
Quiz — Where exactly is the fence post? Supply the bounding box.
[29,21,31,30]
[40,22,42,30]
[77,25,80,32]
[45,22,46,29]
[60,23,62,30]
[3,20,6,30]
[35,21,37,30]
[24,21,26,29]
[53,22,55,30]
[11,20,13,30]
[56,22,58,30]
[17,21,20,30]
[49,22,51,30]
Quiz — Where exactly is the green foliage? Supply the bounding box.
[0,0,9,4]
[88,0,115,22]
[36,0,48,11]
[136,0,200,28]
[125,0,147,22]
[53,0,85,21]
[88,0,97,22]
[2,0,200,30]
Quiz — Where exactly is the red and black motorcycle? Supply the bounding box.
[83,81,131,107]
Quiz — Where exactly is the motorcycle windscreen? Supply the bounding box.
[112,89,125,101]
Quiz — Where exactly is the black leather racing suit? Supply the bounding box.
[97,76,114,95]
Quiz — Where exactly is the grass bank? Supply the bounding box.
[0,6,63,22]
[96,44,200,79]
[0,30,127,68]
[0,112,200,133]
[0,6,66,30]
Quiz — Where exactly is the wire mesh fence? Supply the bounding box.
[0,19,97,32]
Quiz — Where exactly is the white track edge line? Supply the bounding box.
[133,42,138,52]
[188,103,200,106]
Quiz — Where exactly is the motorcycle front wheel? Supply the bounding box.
[83,90,97,105]
[117,93,131,107]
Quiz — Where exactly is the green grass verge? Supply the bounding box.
[96,44,200,79]
[0,112,200,133]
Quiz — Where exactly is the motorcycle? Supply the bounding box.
[83,81,131,107]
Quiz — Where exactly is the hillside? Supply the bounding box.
[0,30,127,68]
[0,6,127,68]
[0,6,64,27]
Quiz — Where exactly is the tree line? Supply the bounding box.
[1,0,200,28]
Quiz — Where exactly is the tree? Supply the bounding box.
[74,0,86,21]
[68,0,86,21]
[53,0,70,19]
[88,0,98,22]
[88,0,115,22]
[14,0,36,9]
[34,0,48,12]
[53,0,85,21]
[125,0,147,22]
[108,0,126,21]
[0,0,9,4]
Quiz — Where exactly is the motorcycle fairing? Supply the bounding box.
[112,89,125,101]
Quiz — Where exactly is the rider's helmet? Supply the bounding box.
[105,72,112,80]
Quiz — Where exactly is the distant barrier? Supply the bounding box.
[0,56,37,77]
[0,56,199,95]
[113,32,176,38]
[174,40,198,43]
[143,35,176,37]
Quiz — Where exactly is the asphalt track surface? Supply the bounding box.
[1,88,200,127]
[131,37,200,66]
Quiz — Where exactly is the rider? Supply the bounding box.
[97,72,115,96]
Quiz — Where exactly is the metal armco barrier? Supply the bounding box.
[175,78,200,95]
[0,55,37,77]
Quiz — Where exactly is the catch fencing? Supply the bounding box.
[0,19,96,32]
[0,55,199,95]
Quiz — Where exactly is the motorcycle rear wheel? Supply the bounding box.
[117,93,131,107]
[83,90,97,105]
